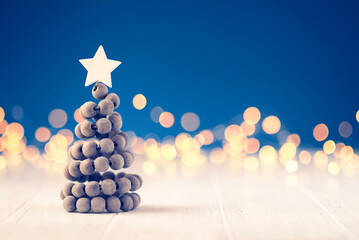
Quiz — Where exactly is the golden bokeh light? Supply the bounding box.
[262,116,281,134]
[48,109,67,128]
[243,107,261,125]
[74,108,85,123]
[225,124,244,144]
[323,140,336,154]
[299,150,311,165]
[244,157,259,172]
[241,122,256,136]
[285,160,298,173]
[279,142,297,162]
[356,110,359,123]
[328,162,340,175]
[313,123,329,142]
[133,94,147,110]
[159,112,175,128]
[5,123,24,141]
[340,146,354,161]
[58,129,74,146]
[245,138,260,154]
[0,107,4,122]
[259,145,277,165]
[35,127,51,142]
[181,112,200,132]
[338,121,353,138]
[314,151,328,168]
[286,134,301,147]
[161,144,177,160]
[150,106,164,123]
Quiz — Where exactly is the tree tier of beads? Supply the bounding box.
[61,83,142,213]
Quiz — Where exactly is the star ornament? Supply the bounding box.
[79,45,121,88]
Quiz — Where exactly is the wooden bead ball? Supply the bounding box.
[80,121,96,138]
[107,112,122,133]
[129,193,140,210]
[126,175,141,191]
[91,197,106,213]
[63,196,77,212]
[132,174,143,188]
[102,171,115,180]
[70,142,86,160]
[117,132,129,147]
[62,182,75,197]
[106,196,121,213]
[63,165,78,181]
[102,179,116,195]
[96,118,112,134]
[112,134,126,150]
[68,161,82,178]
[82,140,99,158]
[120,194,134,212]
[116,177,131,195]
[75,123,86,139]
[115,172,127,181]
[109,154,124,170]
[98,99,114,116]
[92,83,108,100]
[76,197,91,213]
[105,93,120,109]
[85,181,100,197]
[80,159,95,175]
[121,151,134,168]
[80,101,97,119]
[72,183,86,198]
[94,156,109,172]
[99,138,114,155]
[88,172,102,182]
[60,189,65,200]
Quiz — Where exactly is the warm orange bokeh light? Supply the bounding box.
[243,107,261,125]
[35,127,51,142]
[262,116,281,134]
[159,112,175,128]
[313,123,329,142]
[133,94,147,110]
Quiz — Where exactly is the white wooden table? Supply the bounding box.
[0,165,358,240]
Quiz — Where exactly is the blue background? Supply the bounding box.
[0,0,358,147]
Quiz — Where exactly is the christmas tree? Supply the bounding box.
[60,46,142,213]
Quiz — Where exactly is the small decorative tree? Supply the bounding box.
[60,46,142,213]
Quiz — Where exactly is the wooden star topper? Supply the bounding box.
[79,45,121,88]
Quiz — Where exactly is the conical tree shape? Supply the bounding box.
[61,83,142,213]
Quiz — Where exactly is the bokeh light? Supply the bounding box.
[323,140,336,154]
[286,134,301,147]
[5,123,24,140]
[338,121,353,138]
[198,130,214,145]
[150,106,163,123]
[285,160,298,173]
[159,112,174,128]
[245,138,260,154]
[313,123,329,142]
[181,112,200,132]
[0,120,8,134]
[244,157,259,171]
[35,127,51,142]
[74,108,85,123]
[314,151,328,168]
[11,105,24,121]
[299,150,311,164]
[0,107,4,122]
[328,162,340,175]
[262,116,281,134]
[356,110,359,123]
[48,109,67,128]
[259,145,277,166]
[243,107,261,125]
[133,94,147,110]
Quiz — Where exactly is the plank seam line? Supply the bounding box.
[299,184,357,240]
[211,179,234,240]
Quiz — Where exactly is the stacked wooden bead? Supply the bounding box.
[61,83,143,213]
